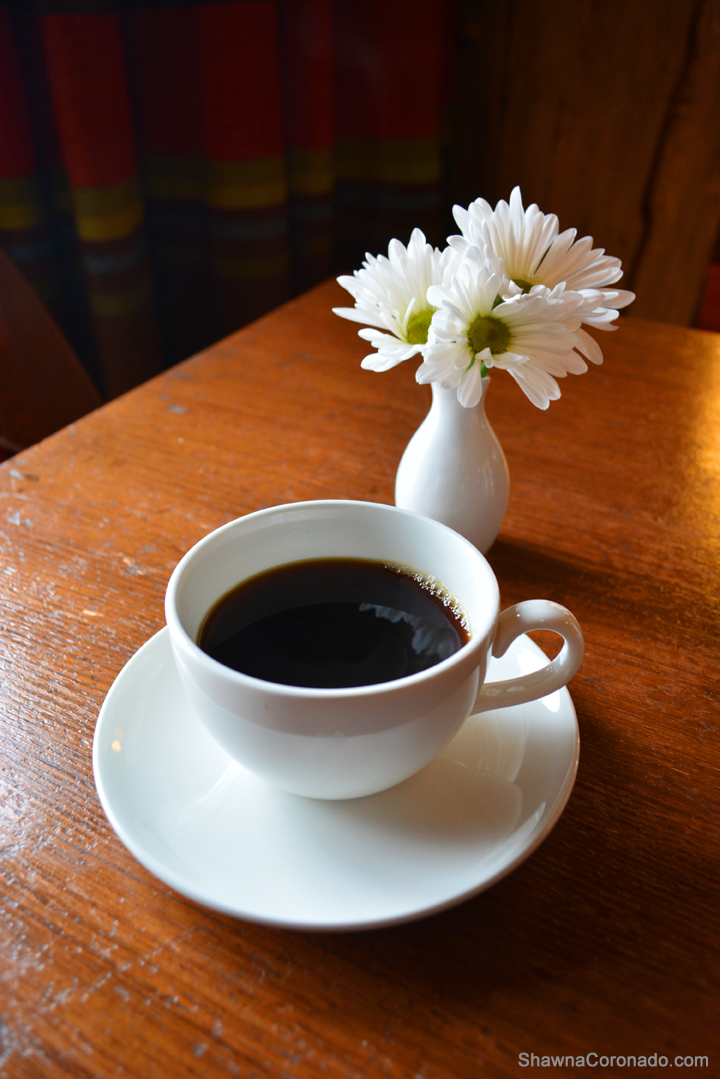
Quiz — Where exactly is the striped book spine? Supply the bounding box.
[124,4,211,365]
[41,8,162,396]
[0,8,45,268]
[334,0,447,270]
[198,0,290,338]
[280,0,335,294]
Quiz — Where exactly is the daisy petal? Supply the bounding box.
[575,328,604,364]
[333,306,387,328]
[457,364,486,408]
[508,363,561,409]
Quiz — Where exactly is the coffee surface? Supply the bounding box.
[198,558,469,688]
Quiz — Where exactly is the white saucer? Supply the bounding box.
[93,628,579,932]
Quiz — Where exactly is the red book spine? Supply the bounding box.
[333,0,447,265]
[335,0,444,142]
[40,12,161,397]
[197,1,290,335]
[199,0,284,163]
[279,0,334,291]
[41,13,137,189]
[282,0,334,153]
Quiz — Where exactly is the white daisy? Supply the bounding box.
[333,229,461,371]
[418,247,583,409]
[450,186,635,366]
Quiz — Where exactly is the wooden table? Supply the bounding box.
[1,280,717,1077]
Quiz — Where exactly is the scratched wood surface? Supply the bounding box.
[0,280,718,1077]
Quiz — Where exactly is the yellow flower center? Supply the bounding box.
[405,308,435,345]
[512,277,534,293]
[467,314,511,356]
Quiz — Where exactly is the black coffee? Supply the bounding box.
[198,558,470,689]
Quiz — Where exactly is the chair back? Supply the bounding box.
[0,245,102,453]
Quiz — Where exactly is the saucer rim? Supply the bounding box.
[93,628,580,932]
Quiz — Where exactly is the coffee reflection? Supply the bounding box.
[198,558,470,688]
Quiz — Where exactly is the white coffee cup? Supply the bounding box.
[165,500,584,800]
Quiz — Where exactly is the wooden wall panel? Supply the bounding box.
[453,0,720,326]
[631,0,720,323]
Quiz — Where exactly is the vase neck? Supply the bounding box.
[430,377,490,415]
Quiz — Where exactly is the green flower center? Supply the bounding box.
[512,277,534,293]
[405,307,435,345]
[467,314,511,356]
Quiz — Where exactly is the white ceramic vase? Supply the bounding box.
[395,377,509,554]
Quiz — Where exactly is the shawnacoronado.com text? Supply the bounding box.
[518,1054,709,1068]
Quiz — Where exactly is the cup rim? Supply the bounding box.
[164,499,498,699]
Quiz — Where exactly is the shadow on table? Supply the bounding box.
[193,680,711,1023]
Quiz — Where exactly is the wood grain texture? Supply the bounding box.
[630,0,720,323]
[453,0,720,326]
[0,279,718,1077]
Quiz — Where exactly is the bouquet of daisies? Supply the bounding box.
[333,188,635,410]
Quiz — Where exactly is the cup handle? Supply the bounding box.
[472,600,584,713]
